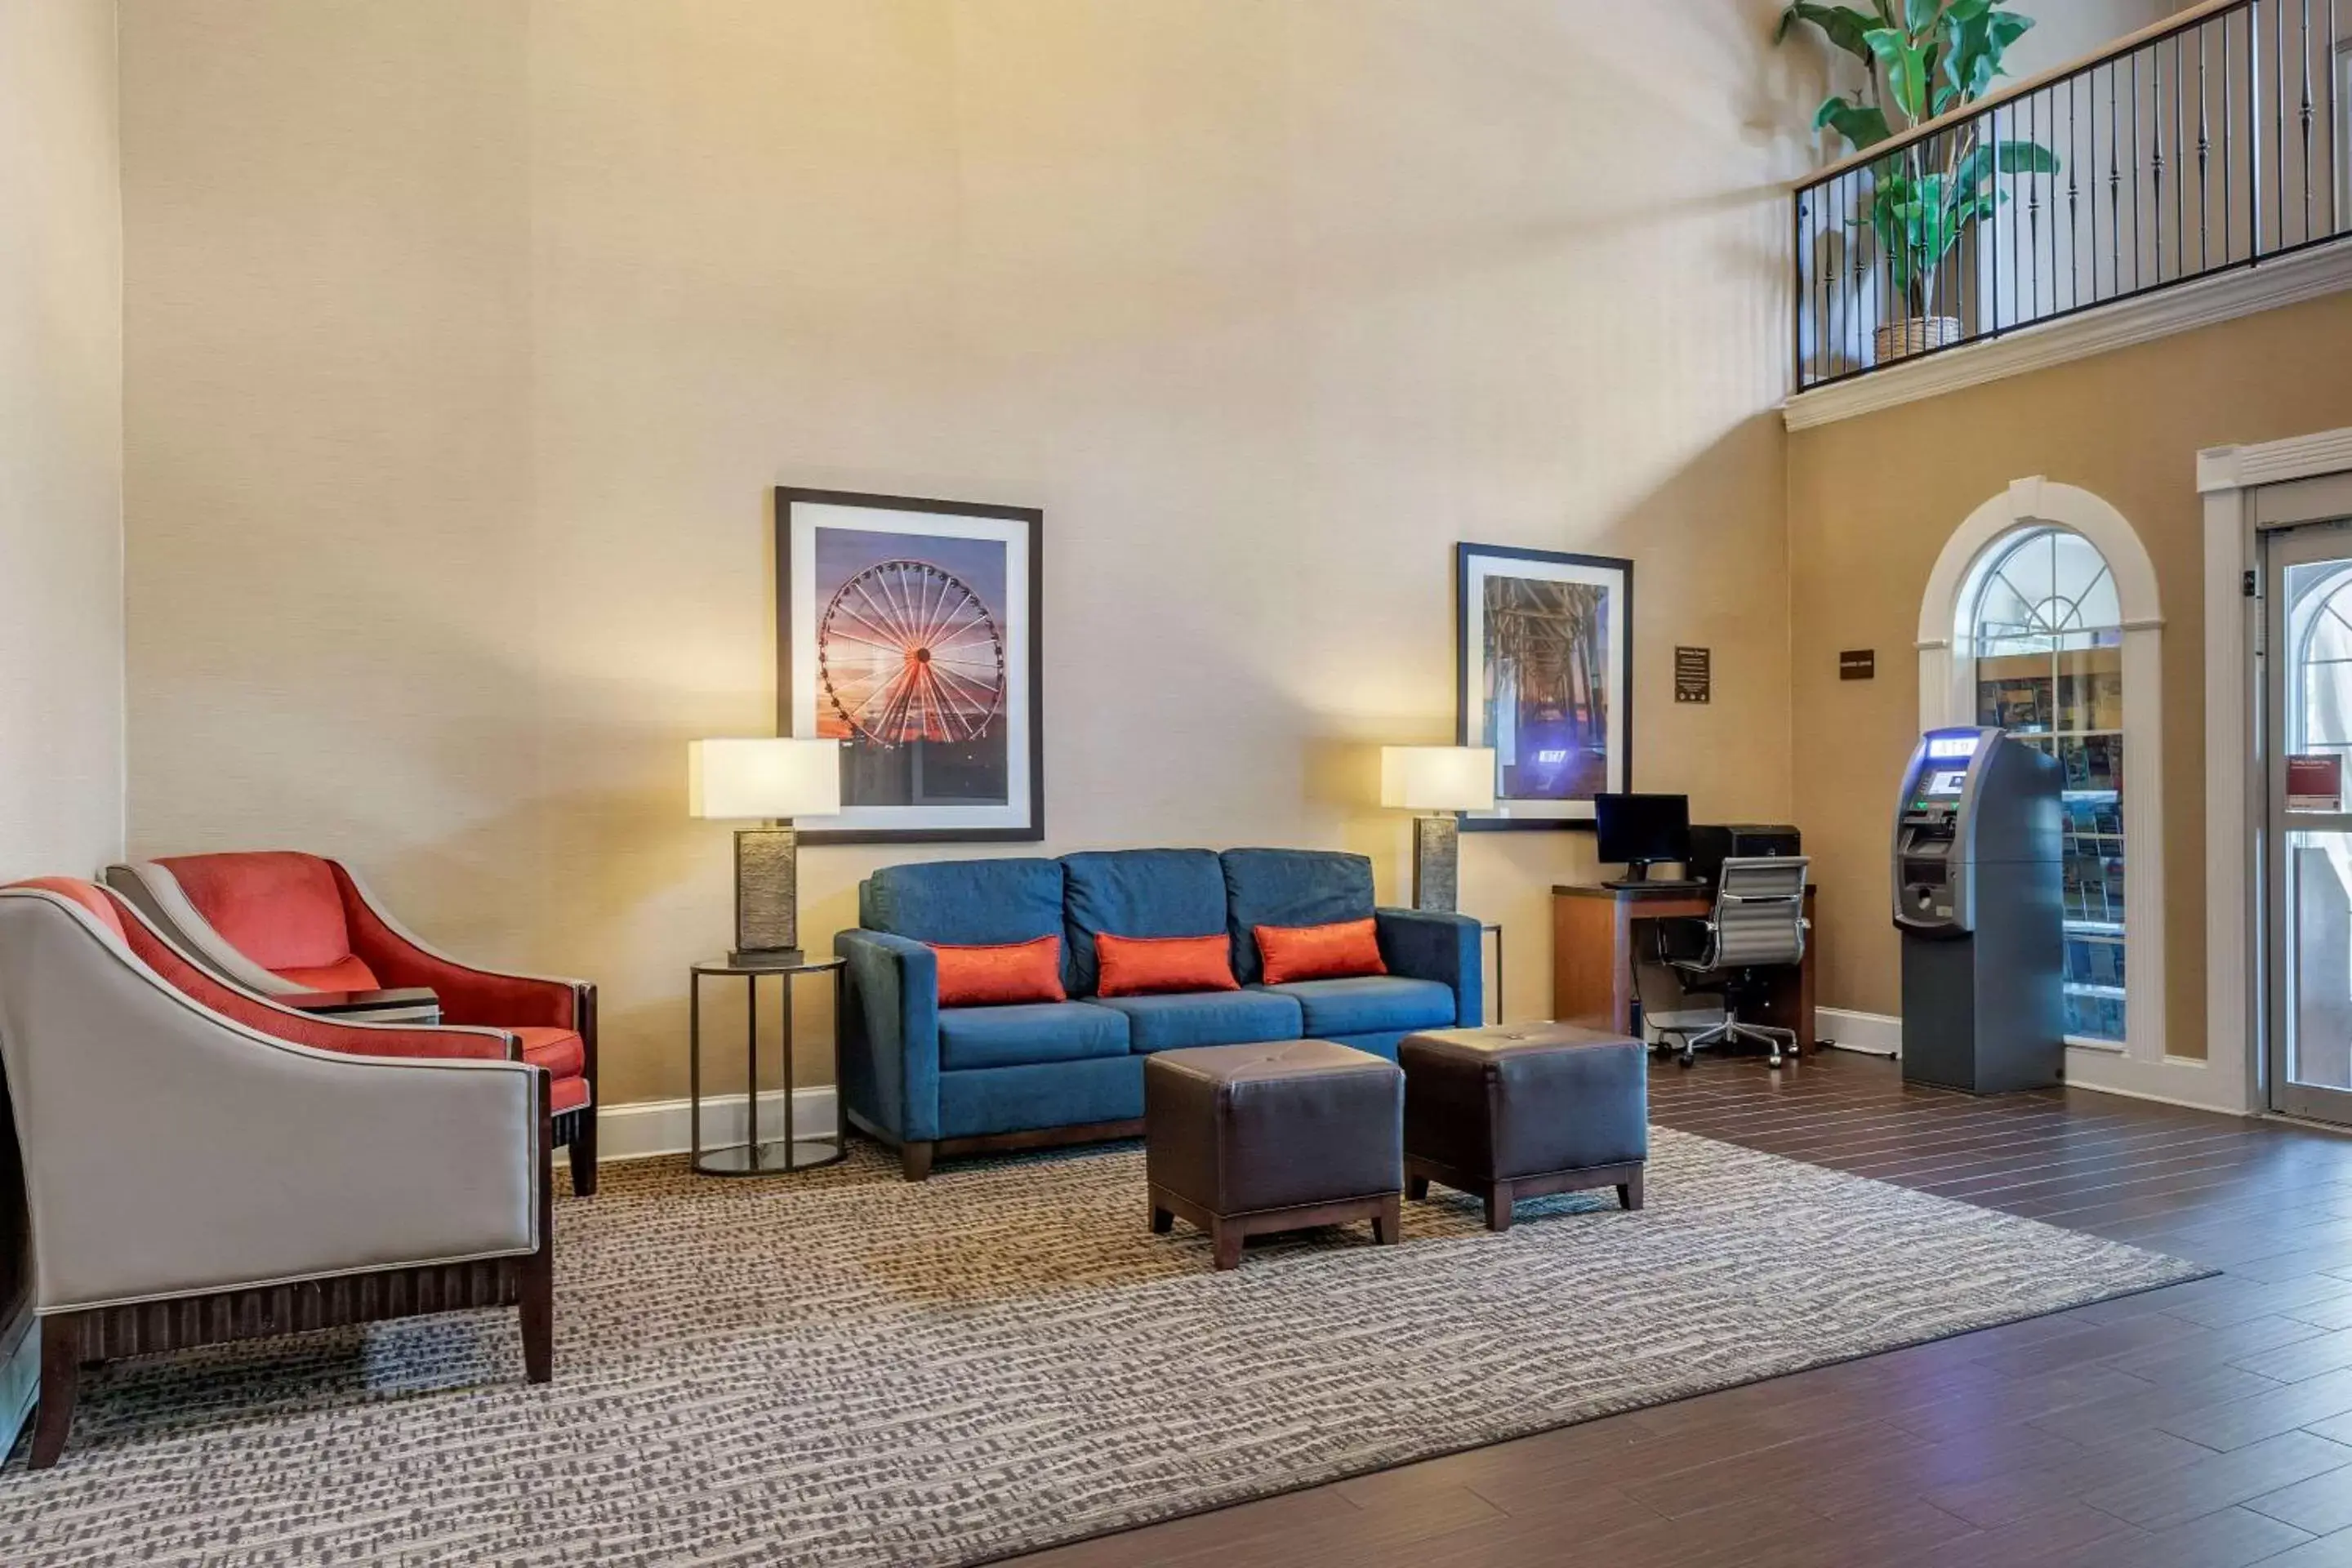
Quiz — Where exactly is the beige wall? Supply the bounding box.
[0,0,124,882]
[1789,288,2352,1061]
[122,0,1817,1105]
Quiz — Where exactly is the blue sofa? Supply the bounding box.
[835,847,1482,1179]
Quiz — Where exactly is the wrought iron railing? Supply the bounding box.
[1794,0,2350,392]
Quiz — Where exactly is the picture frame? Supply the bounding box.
[1454,542,1633,831]
[775,487,1044,844]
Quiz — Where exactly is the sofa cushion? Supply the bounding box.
[938,1000,1131,1071]
[1100,989,1303,1053]
[276,955,383,992]
[1262,975,1457,1037]
[156,851,355,973]
[1220,849,1377,984]
[514,1026,586,1081]
[1255,918,1387,985]
[863,858,1067,949]
[1061,849,1229,996]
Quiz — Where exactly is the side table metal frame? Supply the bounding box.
[688,956,846,1176]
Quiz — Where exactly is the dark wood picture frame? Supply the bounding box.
[1454,541,1634,834]
[775,487,1045,845]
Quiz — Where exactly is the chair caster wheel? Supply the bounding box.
[1678,1053,1695,1070]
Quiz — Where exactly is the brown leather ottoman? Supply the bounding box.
[1143,1039,1404,1270]
[1400,1023,1648,1232]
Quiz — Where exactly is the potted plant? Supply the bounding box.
[1779,0,2060,363]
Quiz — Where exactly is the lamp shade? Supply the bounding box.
[688,737,842,821]
[1380,746,1496,813]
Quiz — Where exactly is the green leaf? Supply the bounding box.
[1954,136,2062,192]
[1864,26,1932,122]
[1776,2,1884,63]
[1813,95,1894,150]
[1904,0,1942,35]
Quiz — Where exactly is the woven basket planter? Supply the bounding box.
[1873,315,1962,364]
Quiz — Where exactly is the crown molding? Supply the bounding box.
[1785,243,2352,433]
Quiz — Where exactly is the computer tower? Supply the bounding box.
[1687,824,1802,886]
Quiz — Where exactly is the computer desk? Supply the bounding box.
[1551,882,1818,1053]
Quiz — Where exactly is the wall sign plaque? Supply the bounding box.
[1673,646,1711,704]
[1839,649,1876,681]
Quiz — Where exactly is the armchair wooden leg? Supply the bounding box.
[900,1141,935,1183]
[567,1111,599,1198]
[30,1314,82,1470]
[522,1098,555,1384]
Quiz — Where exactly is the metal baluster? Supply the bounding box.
[1793,189,1807,389]
[2276,0,2287,252]
[2298,0,2314,246]
[2153,44,2167,283]
[2029,91,2042,321]
[2199,21,2212,272]
[1853,167,1871,368]
[2228,8,2240,262]
[2117,58,2136,291]
[2176,30,2188,279]
[2132,49,2145,291]
[2070,72,2082,310]
[2331,0,2342,237]
[2252,0,2268,258]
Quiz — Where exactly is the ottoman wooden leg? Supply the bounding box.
[1372,1193,1402,1245]
[1619,1167,1645,1211]
[1405,1174,1430,1201]
[1211,1221,1244,1272]
[1150,1203,1174,1235]
[1483,1181,1516,1234]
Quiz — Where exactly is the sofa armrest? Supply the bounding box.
[1375,907,1483,1027]
[835,929,941,1143]
[0,894,541,1316]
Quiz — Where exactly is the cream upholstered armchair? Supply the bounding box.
[104,852,599,1196]
[0,878,553,1469]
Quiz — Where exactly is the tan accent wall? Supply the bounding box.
[0,0,123,881]
[1789,288,2352,1062]
[121,1,1820,1104]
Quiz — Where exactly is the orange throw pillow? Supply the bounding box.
[929,934,1067,1007]
[1095,933,1239,997]
[1255,918,1387,985]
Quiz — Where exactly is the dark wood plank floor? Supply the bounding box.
[1009,1049,2352,1568]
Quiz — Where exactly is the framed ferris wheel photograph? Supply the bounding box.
[776,487,1044,844]
[1454,542,1633,831]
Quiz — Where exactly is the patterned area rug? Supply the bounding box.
[0,1128,2206,1567]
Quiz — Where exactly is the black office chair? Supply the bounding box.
[1644,856,1810,1070]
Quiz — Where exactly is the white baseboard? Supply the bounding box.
[1818,1008,1901,1058]
[2059,1050,2250,1116]
[585,1086,843,1164]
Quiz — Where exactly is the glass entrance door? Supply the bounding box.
[2265,520,2352,1121]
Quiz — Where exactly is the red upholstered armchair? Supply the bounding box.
[104,853,599,1196]
[0,878,553,1469]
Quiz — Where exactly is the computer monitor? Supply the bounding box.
[1594,793,1691,881]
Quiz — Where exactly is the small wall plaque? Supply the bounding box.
[1839,649,1876,681]
[1674,646,1711,704]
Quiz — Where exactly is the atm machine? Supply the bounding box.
[1891,726,2065,1094]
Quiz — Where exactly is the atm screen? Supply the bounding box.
[1923,769,1967,796]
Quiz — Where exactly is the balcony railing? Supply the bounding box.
[1793,0,2351,392]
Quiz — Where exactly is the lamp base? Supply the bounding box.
[1411,814,1460,914]
[733,824,800,960]
[728,947,807,970]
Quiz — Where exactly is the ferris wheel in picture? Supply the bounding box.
[817,559,1007,748]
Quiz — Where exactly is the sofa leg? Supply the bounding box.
[520,1237,554,1385]
[1405,1174,1430,1202]
[1372,1193,1402,1246]
[900,1141,935,1183]
[567,1111,599,1198]
[1150,1204,1174,1235]
[30,1315,81,1470]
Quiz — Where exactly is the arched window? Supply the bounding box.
[1962,527,2127,1045]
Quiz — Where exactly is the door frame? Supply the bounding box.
[2260,520,2352,1121]
[2204,429,2352,1118]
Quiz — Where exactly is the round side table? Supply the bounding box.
[688,955,846,1176]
